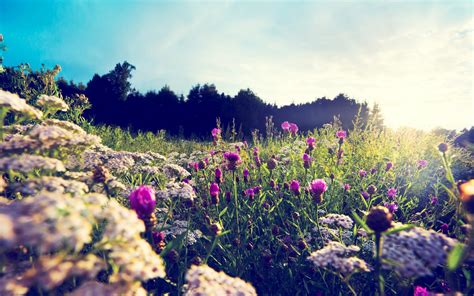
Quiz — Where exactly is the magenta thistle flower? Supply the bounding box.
[441,223,449,233]
[215,168,223,183]
[387,188,397,199]
[303,153,312,169]
[309,179,328,196]
[129,185,156,219]
[413,286,429,296]
[336,130,347,139]
[417,159,428,169]
[384,202,398,214]
[430,195,438,205]
[210,183,220,197]
[243,168,250,183]
[290,180,300,195]
[223,151,242,170]
[370,168,377,174]
[289,123,299,134]
[245,188,255,200]
[385,161,393,171]
[211,128,221,138]
[281,121,291,131]
[359,170,367,178]
[306,136,316,149]
[344,183,351,191]
[361,191,370,200]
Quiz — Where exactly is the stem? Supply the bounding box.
[315,204,325,247]
[375,233,385,296]
[233,171,240,235]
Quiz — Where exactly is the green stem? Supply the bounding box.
[375,233,385,296]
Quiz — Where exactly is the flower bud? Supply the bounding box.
[267,157,278,170]
[367,185,377,195]
[438,143,448,153]
[366,206,393,233]
[129,185,156,219]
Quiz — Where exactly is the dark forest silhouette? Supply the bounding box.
[58,62,371,138]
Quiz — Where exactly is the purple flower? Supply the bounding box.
[361,191,370,200]
[223,152,242,170]
[367,185,377,195]
[417,159,428,169]
[430,195,438,205]
[344,183,351,191]
[245,188,255,200]
[211,128,221,138]
[290,180,300,195]
[281,121,291,131]
[215,168,223,183]
[370,168,377,174]
[289,123,299,134]
[306,137,316,149]
[336,130,347,139]
[253,185,262,194]
[385,162,393,171]
[309,179,328,197]
[243,168,250,183]
[359,170,367,178]
[210,183,220,197]
[303,153,312,169]
[152,231,165,243]
[129,185,156,219]
[387,188,397,199]
[384,202,398,214]
[413,286,429,296]
[441,223,449,233]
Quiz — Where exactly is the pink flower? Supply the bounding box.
[336,130,347,139]
[210,183,220,197]
[281,121,291,131]
[309,179,328,197]
[129,185,156,219]
[359,170,367,178]
[245,188,255,199]
[417,159,428,169]
[223,152,242,170]
[303,153,312,169]
[211,128,221,138]
[384,202,398,214]
[290,180,300,195]
[344,183,351,191]
[306,137,316,146]
[387,188,397,199]
[289,123,299,134]
[413,286,429,296]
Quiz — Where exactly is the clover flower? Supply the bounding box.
[417,159,428,169]
[336,130,347,139]
[223,151,242,171]
[215,167,223,183]
[210,182,220,204]
[211,128,221,138]
[303,153,312,169]
[245,188,255,200]
[366,206,392,233]
[344,183,351,191]
[281,121,291,131]
[306,136,316,150]
[185,264,257,295]
[290,179,300,195]
[359,169,367,178]
[361,191,370,200]
[384,202,398,214]
[289,123,299,134]
[367,184,377,195]
[387,187,397,199]
[243,168,250,183]
[385,161,393,171]
[307,241,370,275]
[253,146,262,167]
[309,179,328,203]
[413,286,429,296]
[129,185,156,219]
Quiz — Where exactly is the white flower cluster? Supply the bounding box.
[184,265,257,296]
[156,181,196,202]
[37,94,69,112]
[0,89,43,119]
[307,241,371,275]
[162,163,191,180]
[0,154,66,173]
[382,223,458,278]
[163,220,203,246]
[167,150,207,168]
[320,214,354,229]
[12,176,89,196]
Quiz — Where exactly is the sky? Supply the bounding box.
[1,0,473,130]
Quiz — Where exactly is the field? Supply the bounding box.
[1,86,474,296]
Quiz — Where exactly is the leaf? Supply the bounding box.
[219,206,228,218]
[447,243,465,271]
[351,211,371,233]
[384,224,415,235]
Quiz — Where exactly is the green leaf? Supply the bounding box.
[351,211,372,233]
[384,224,415,235]
[447,243,465,271]
[219,206,228,218]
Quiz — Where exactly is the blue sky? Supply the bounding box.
[1,0,472,130]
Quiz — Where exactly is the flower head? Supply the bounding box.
[417,159,428,169]
[209,183,219,197]
[290,180,300,195]
[336,130,347,139]
[359,170,367,178]
[344,183,351,192]
[281,121,291,131]
[302,153,312,169]
[309,179,328,203]
[385,162,393,171]
[306,136,316,149]
[129,185,156,219]
[384,202,398,214]
[245,188,255,200]
[211,128,221,138]
[366,206,392,233]
[413,286,429,296]
[223,152,242,170]
[289,123,299,134]
[215,168,223,183]
[438,143,448,153]
[387,188,397,199]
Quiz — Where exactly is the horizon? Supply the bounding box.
[1,0,473,131]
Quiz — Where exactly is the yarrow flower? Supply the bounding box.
[320,214,353,229]
[290,180,300,195]
[37,94,69,112]
[387,187,397,199]
[309,179,328,203]
[129,185,156,219]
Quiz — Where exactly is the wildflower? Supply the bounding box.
[266,157,277,170]
[438,143,448,153]
[184,264,257,295]
[243,168,249,183]
[307,136,316,150]
[211,128,221,139]
[290,180,300,195]
[361,191,370,200]
[344,183,351,191]
[440,223,449,234]
[367,185,377,195]
[281,121,291,131]
[0,89,43,119]
[359,169,367,178]
[198,160,206,170]
[223,151,242,171]
[320,214,353,229]
[430,195,438,205]
[309,179,328,203]
[417,159,428,169]
[370,168,377,174]
[253,146,261,167]
[366,206,392,233]
[209,183,220,205]
[302,153,312,169]
[37,94,69,112]
[245,188,255,200]
[458,179,474,214]
[385,161,393,171]
[269,179,277,190]
[129,185,156,220]
[210,223,222,236]
[307,241,370,275]
[225,191,231,203]
[413,286,429,296]
[336,130,347,139]
[253,185,261,194]
[387,187,397,199]
[0,154,65,173]
[384,202,398,214]
[215,167,223,184]
[289,123,299,134]
[162,163,191,180]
